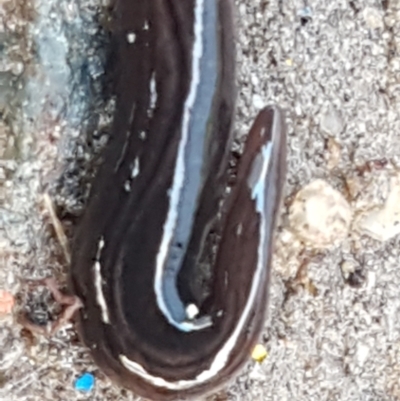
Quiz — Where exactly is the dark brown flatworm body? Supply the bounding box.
[70,0,286,399]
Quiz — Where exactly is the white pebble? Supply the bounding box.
[354,173,400,242]
[288,180,352,248]
[252,94,264,110]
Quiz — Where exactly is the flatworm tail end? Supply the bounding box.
[203,105,286,391]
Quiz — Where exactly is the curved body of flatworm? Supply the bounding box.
[70,0,287,399]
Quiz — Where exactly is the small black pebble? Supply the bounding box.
[346,268,366,288]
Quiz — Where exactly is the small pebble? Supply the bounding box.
[298,6,313,19]
[288,180,352,248]
[186,303,199,319]
[363,7,383,30]
[252,94,264,110]
[340,260,365,288]
[298,6,313,25]
[320,107,344,136]
[354,172,400,241]
[356,343,370,366]
[0,290,15,315]
[74,372,95,392]
[325,137,341,170]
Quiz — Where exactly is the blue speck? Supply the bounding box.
[298,6,313,19]
[74,372,95,392]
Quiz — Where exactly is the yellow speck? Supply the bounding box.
[285,58,293,66]
[251,344,268,363]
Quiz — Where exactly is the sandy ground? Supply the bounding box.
[1,0,400,400]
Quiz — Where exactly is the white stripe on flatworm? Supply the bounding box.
[129,103,136,125]
[120,109,280,390]
[131,157,140,178]
[124,181,131,192]
[154,0,207,332]
[93,237,110,324]
[124,157,140,192]
[120,355,201,390]
[114,103,136,172]
[148,73,157,117]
